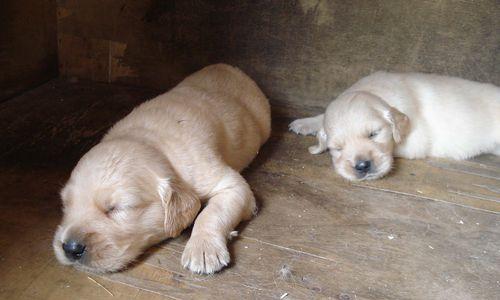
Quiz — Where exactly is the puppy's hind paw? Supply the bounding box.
[181,233,230,274]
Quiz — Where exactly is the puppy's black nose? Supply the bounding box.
[355,160,371,173]
[62,240,86,261]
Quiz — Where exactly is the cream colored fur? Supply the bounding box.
[290,71,500,181]
[53,64,271,274]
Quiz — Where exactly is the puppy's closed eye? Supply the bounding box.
[105,206,117,216]
[105,205,136,221]
[329,146,343,152]
[104,204,134,218]
[368,130,381,139]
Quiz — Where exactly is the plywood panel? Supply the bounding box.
[0,0,58,101]
[56,0,500,106]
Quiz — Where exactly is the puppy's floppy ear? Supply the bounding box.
[381,106,410,144]
[157,177,201,238]
[361,91,410,144]
[309,127,328,154]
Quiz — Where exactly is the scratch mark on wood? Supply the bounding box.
[240,236,337,263]
[473,184,500,194]
[447,190,500,203]
[352,184,500,215]
[428,161,500,181]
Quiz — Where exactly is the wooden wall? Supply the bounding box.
[56,0,500,107]
[0,0,58,102]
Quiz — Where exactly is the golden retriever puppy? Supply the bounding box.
[53,64,271,274]
[290,71,500,181]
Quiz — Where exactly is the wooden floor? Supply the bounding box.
[1,80,499,300]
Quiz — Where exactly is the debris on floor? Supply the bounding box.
[87,276,114,297]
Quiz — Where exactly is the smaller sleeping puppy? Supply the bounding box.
[53,64,271,274]
[290,71,500,181]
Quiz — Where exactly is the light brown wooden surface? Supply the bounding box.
[0,81,499,299]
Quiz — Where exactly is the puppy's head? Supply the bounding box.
[53,139,200,272]
[314,92,409,180]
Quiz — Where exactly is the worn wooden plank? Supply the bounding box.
[0,79,159,167]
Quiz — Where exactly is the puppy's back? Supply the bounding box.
[349,71,500,159]
[106,64,270,174]
[179,64,271,143]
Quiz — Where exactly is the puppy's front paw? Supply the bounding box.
[181,233,229,274]
[289,118,318,136]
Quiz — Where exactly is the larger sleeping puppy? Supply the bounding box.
[53,64,271,274]
[290,71,500,181]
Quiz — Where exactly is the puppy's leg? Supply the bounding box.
[181,169,255,274]
[289,114,324,136]
[308,127,328,154]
